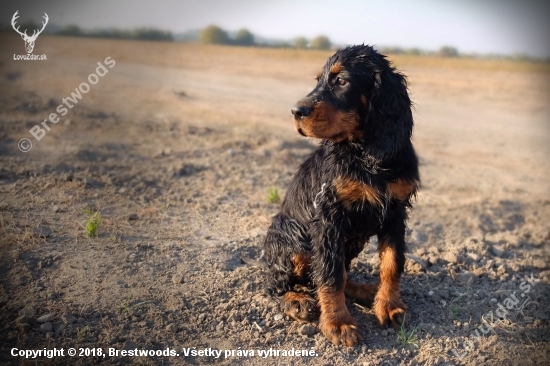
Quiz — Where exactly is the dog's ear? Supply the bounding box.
[363,63,413,159]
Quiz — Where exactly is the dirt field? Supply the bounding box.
[0,34,549,365]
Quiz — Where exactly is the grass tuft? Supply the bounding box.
[396,317,420,348]
[267,188,281,204]
[119,302,130,314]
[76,325,90,339]
[450,305,466,320]
[84,209,103,237]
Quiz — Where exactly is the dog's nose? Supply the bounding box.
[291,105,311,119]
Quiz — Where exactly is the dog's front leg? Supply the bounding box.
[374,202,408,328]
[310,218,360,346]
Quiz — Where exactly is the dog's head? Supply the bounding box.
[292,45,413,158]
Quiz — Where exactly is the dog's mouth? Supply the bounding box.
[294,116,313,138]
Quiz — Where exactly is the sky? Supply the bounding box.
[2,0,549,58]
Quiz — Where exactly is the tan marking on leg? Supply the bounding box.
[344,281,378,307]
[374,239,408,328]
[291,253,310,280]
[281,292,319,322]
[318,278,360,346]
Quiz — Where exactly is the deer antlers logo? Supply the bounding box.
[12,10,49,54]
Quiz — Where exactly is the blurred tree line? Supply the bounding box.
[200,24,332,50]
[379,45,461,57]
[56,25,173,41]
[2,21,546,62]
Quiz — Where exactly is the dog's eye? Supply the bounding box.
[336,77,347,86]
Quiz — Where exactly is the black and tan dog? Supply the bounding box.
[262,45,420,346]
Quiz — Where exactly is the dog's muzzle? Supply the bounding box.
[291,105,311,120]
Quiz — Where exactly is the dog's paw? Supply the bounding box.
[374,295,408,328]
[281,292,319,322]
[319,315,360,347]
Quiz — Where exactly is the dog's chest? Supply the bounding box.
[333,177,415,206]
[333,177,384,209]
[331,176,416,232]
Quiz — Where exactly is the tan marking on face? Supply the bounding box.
[330,62,341,74]
[387,179,418,201]
[334,177,383,207]
[294,101,361,142]
[316,71,322,80]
